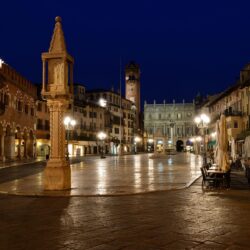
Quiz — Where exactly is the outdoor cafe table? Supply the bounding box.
[207,169,226,176]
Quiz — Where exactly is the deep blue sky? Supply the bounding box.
[1,0,250,103]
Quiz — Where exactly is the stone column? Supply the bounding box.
[23,138,28,158]
[4,133,15,160]
[27,137,34,158]
[17,138,22,159]
[0,134,5,161]
[44,100,70,190]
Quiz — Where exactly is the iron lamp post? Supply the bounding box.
[194,114,210,166]
[134,136,141,154]
[97,131,107,158]
[64,116,76,160]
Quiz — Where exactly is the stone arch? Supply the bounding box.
[23,128,28,158]
[176,140,184,152]
[27,130,35,158]
[15,126,22,158]
[0,123,4,160]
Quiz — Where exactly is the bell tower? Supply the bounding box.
[125,61,141,128]
[41,16,74,190]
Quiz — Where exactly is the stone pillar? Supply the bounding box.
[44,100,70,190]
[17,138,22,159]
[41,16,74,190]
[27,137,35,158]
[0,134,5,161]
[23,138,28,158]
[4,133,15,159]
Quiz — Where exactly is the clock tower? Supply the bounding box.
[125,61,141,129]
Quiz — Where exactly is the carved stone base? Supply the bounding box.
[44,159,71,190]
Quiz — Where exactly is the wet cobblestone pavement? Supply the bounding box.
[1,179,250,249]
[0,153,202,196]
[1,154,250,249]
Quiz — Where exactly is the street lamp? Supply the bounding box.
[134,136,141,154]
[147,138,154,152]
[99,98,107,108]
[64,116,76,160]
[194,113,210,166]
[97,131,107,158]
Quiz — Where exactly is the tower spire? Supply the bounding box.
[49,16,67,53]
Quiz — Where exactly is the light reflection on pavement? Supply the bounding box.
[0,153,202,196]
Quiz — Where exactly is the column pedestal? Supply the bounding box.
[44,158,71,190]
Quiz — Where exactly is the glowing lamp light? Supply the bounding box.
[0,59,4,68]
[148,138,154,143]
[64,116,71,126]
[134,136,141,143]
[194,113,210,126]
[99,98,107,107]
[194,116,201,124]
[70,119,76,127]
[97,131,107,140]
[196,136,202,142]
[211,132,217,138]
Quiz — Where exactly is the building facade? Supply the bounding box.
[0,61,37,161]
[86,88,136,154]
[36,86,50,157]
[144,100,196,152]
[201,63,250,157]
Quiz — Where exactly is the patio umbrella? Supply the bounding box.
[214,120,220,164]
[216,114,229,171]
[244,136,250,158]
[231,138,236,161]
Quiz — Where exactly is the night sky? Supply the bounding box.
[1,1,250,104]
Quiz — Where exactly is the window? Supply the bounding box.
[31,108,34,116]
[37,102,42,111]
[37,119,43,130]
[159,114,161,119]
[25,104,28,114]
[115,128,119,134]
[234,121,238,128]
[4,94,9,106]
[17,100,22,112]
[45,120,50,130]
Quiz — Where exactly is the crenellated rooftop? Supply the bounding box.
[0,62,37,98]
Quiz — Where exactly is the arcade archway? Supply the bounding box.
[176,140,184,152]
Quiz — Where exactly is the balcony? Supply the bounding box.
[224,108,242,117]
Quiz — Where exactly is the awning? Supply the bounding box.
[208,140,216,146]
